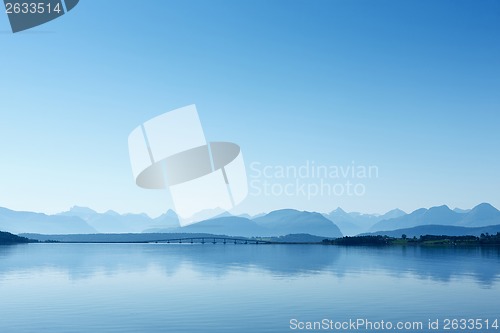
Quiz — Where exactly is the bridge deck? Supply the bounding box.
[148,237,272,244]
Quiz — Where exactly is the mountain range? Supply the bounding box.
[322,207,406,235]
[0,207,97,234]
[147,209,343,238]
[0,206,343,238]
[369,203,500,232]
[58,206,180,233]
[1,203,499,238]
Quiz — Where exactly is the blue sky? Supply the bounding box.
[0,0,499,217]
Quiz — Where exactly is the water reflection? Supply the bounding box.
[0,244,499,286]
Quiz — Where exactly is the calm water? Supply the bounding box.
[0,243,499,332]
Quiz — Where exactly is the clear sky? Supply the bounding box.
[0,0,499,217]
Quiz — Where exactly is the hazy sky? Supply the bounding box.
[1,0,499,217]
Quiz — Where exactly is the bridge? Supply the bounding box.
[148,237,272,245]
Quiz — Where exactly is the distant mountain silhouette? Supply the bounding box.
[147,216,265,237]
[324,208,406,236]
[323,208,361,236]
[0,207,96,234]
[458,203,500,227]
[2,206,343,237]
[58,206,98,220]
[152,210,181,229]
[453,207,471,214]
[59,206,180,233]
[253,209,342,238]
[370,203,500,232]
[370,205,460,231]
[382,208,407,220]
[2,203,499,237]
[149,210,343,238]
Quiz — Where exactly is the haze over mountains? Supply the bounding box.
[58,206,180,233]
[138,209,343,238]
[0,207,96,234]
[369,203,500,231]
[323,207,406,235]
[1,203,499,238]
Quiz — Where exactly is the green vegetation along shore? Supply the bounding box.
[323,233,500,246]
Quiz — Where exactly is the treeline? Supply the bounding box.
[323,232,500,246]
[412,233,500,245]
[323,235,392,246]
[0,231,35,244]
[478,232,500,245]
